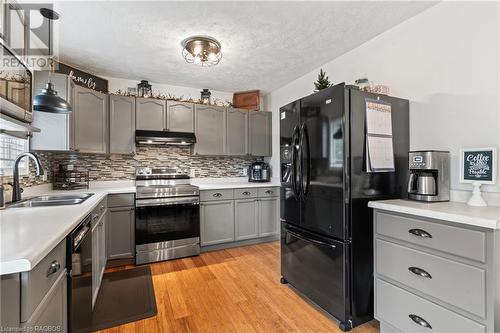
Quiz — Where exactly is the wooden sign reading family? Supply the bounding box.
[54,61,108,93]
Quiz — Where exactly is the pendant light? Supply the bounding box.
[33,8,72,113]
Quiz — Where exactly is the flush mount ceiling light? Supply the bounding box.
[181,36,222,66]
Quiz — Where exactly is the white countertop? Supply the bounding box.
[0,186,135,275]
[190,177,280,190]
[0,178,281,275]
[368,199,500,230]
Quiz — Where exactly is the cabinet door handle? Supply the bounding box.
[213,193,222,198]
[409,314,432,329]
[408,228,432,239]
[47,260,61,277]
[242,191,251,196]
[93,214,99,221]
[408,266,432,279]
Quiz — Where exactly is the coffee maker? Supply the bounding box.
[407,150,450,202]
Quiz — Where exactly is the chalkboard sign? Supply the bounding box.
[460,147,497,184]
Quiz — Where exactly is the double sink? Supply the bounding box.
[8,193,94,208]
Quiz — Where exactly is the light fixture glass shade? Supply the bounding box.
[181,36,222,66]
[33,82,72,113]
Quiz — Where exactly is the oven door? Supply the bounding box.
[135,196,200,245]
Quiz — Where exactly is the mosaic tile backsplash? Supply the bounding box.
[3,145,257,188]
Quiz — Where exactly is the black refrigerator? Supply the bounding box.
[280,83,409,331]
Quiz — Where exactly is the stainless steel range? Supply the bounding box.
[135,167,200,265]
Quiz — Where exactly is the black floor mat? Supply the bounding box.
[91,266,157,331]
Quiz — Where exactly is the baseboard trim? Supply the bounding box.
[201,235,279,252]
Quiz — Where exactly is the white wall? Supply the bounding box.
[264,1,500,203]
[103,76,234,105]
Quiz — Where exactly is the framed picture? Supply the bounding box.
[460,147,497,184]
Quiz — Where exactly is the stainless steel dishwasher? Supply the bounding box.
[67,213,93,333]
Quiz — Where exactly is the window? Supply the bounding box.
[0,134,29,176]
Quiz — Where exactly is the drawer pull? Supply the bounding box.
[408,266,432,279]
[47,260,61,277]
[409,314,432,329]
[265,190,273,195]
[242,191,251,196]
[213,193,222,198]
[408,228,432,239]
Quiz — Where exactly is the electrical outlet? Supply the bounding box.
[242,168,248,176]
[42,174,47,181]
[190,169,196,178]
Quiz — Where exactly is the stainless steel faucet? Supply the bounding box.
[12,152,44,203]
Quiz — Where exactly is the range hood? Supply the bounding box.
[135,130,196,146]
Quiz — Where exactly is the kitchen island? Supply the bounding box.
[369,199,500,333]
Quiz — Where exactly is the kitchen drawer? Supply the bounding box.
[257,187,279,197]
[376,279,485,333]
[107,193,134,207]
[376,239,486,318]
[200,189,234,202]
[234,188,258,199]
[376,212,486,262]
[21,240,66,322]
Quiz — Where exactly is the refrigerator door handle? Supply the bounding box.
[300,122,311,198]
[291,125,301,199]
[285,228,336,249]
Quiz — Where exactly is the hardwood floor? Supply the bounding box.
[98,241,379,333]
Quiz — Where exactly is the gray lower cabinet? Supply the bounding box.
[31,72,74,151]
[226,108,248,156]
[235,199,258,240]
[194,104,226,155]
[373,209,498,333]
[167,101,194,132]
[136,97,166,131]
[201,187,280,248]
[73,85,108,153]
[91,198,107,308]
[249,111,272,157]
[1,240,68,331]
[200,200,235,246]
[22,270,67,332]
[109,95,136,154]
[107,207,135,260]
[258,197,279,237]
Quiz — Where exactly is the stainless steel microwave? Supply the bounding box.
[0,41,33,123]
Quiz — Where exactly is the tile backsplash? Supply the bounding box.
[3,145,257,189]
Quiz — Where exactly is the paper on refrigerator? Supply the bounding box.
[365,99,395,172]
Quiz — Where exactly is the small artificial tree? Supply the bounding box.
[314,68,332,91]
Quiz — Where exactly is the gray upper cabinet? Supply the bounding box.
[194,105,226,155]
[166,101,194,133]
[31,72,73,151]
[136,98,166,131]
[226,108,248,156]
[249,111,272,157]
[109,95,136,154]
[73,85,108,154]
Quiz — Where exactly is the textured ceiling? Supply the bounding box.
[53,1,437,93]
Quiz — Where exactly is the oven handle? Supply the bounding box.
[135,198,200,207]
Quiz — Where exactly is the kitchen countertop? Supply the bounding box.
[368,199,500,230]
[191,177,281,190]
[0,178,281,275]
[0,186,135,275]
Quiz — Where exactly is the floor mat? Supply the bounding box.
[91,265,157,331]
